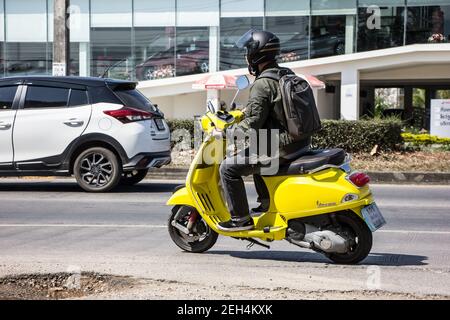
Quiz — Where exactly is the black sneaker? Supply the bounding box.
[250,204,268,216]
[218,218,254,232]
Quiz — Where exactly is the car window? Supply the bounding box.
[68,89,88,107]
[113,88,156,113]
[89,86,122,105]
[24,86,70,109]
[0,86,18,110]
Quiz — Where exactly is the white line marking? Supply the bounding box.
[0,224,167,229]
[378,229,450,235]
[0,224,449,235]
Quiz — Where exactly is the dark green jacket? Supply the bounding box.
[236,64,310,157]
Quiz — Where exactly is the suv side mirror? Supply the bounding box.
[236,75,250,90]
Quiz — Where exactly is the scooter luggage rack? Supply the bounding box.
[308,153,352,174]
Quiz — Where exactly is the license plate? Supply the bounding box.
[361,203,386,232]
[154,118,165,131]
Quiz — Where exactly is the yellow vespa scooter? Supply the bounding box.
[167,76,386,264]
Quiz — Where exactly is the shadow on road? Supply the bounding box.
[208,250,428,267]
[0,181,181,193]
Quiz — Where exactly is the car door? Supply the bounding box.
[13,83,91,170]
[0,84,21,170]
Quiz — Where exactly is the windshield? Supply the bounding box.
[235,29,256,49]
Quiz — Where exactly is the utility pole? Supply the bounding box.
[53,0,70,76]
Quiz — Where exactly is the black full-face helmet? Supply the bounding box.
[236,29,280,76]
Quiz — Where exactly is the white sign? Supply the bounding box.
[430,99,450,138]
[52,63,66,76]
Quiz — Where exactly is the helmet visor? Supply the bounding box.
[235,29,256,49]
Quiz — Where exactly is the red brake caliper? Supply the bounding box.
[186,210,199,231]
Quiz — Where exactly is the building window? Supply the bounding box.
[219,17,263,71]
[265,0,310,63]
[134,27,175,81]
[175,27,210,77]
[5,43,49,76]
[406,3,450,44]
[358,1,405,52]
[311,0,356,59]
[0,43,5,77]
[310,16,347,59]
[90,28,132,80]
[266,16,309,63]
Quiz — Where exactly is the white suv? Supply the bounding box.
[0,76,171,192]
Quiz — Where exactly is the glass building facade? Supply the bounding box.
[0,0,449,80]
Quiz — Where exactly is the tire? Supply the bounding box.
[199,61,209,73]
[120,169,149,186]
[326,212,373,265]
[168,206,218,253]
[335,42,345,55]
[73,147,122,193]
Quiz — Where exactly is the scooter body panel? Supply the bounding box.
[264,168,372,219]
[167,187,195,207]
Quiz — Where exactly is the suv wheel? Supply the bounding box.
[74,147,121,192]
[120,169,149,186]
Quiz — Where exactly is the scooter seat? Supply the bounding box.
[267,148,346,176]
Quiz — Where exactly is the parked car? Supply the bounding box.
[135,42,209,81]
[0,76,171,192]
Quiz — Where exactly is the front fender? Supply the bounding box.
[166,187,195,207]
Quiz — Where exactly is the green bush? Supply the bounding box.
[166,119,195,137]
[402,133,450,146]
[167,118,404,153]
[311,119,404,153]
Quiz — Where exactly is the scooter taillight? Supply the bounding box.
[349,172,370,187]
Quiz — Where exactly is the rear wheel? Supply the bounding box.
[120,169,148,186]
[326,212,373,264]
[168,206,218,253]
[74,147,121,193]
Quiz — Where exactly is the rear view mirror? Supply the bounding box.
[236,75,250,90]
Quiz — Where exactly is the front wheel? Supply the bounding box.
[168,206,218,253]
[326,212,373,264]
[73,147,121,193]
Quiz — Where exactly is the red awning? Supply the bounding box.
[192,73,325,90]
[193,74,237,90]
[302,74,326,89]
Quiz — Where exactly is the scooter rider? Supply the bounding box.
[217,30,311,232]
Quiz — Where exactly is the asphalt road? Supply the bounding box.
[0,178,449,299]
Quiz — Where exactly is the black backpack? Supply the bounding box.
[259,68,322,141]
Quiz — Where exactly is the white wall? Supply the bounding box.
[134,0,175,27]
[91,0,132,28]
[69,0,90,43]
[361,64,450,80]
[151,91,208,119]
[221,0,264,17]
[5,0,48,42]
[177,0,219,27]
[316,89,337,120]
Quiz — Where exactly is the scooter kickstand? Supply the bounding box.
[245,238,270,250]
